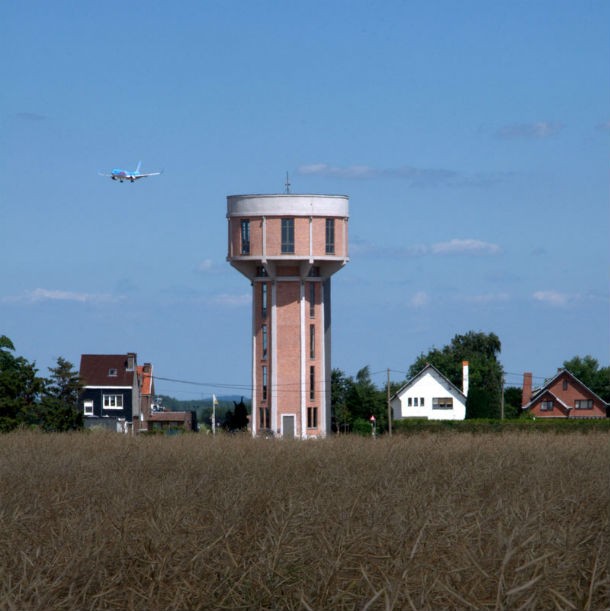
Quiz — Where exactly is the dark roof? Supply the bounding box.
[79,354,137,387]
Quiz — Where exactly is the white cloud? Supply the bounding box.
[495,121,563,140]
[209,293,251,307]
[297,163,507,188]
[532,290,572,307]
[430,239,501,256]
[409,291,430,308]
[460,292,510,304]
[298,164,378,179]
[2,288,120,304]
[596,121,610,132]
[197,259,214,272]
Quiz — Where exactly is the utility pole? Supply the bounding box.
[501,375,505,420]
[387,368,392,436]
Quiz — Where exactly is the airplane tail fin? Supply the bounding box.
[136,161,142,174]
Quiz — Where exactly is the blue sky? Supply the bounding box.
[1,1,608,398]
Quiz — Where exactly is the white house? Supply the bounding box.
[391,361,469,421]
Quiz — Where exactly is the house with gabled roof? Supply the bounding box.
[521,369,608,419]
[80,353,141,433]
[391,361,469,421]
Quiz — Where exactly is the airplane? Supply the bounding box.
[98,161,162,183]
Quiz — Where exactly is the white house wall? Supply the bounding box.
[392,369,466,420]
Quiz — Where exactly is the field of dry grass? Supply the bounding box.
[1,431,608,610]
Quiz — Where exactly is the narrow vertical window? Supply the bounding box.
[309,282,315,317]
[262,366,268,401]
[310,366,315,400]
[262,324,268,359]
[240,219,250,255]
[281,218,294,253]
[261,283,268,319]
[307,406,318,428]
[259,407,269,429]
[325,218,335,254]
[310,324,315,359]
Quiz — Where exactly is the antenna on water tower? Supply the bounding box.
[284,172,291,194]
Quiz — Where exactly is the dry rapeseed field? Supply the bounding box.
[0,431,608,611]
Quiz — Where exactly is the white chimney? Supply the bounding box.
[462,361,469,397]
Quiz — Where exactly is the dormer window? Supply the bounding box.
[108,368,118,377]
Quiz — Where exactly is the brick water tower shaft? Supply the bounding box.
[227,194,349,438]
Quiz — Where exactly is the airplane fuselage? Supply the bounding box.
[111,169,140,183]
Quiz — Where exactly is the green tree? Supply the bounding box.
[563,355,610,402]
[346,366,387,431]
[40,357,83,431]
[0,336,45,431]
[503,386,523,419]
[331,368,353,433]
[409,331,504,419]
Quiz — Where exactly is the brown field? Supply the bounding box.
[1,432,608,611]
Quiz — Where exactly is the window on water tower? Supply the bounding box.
[310,324,315,359]
[307,406,318,428]
[325,218,335,254]
[262,325,268,359]
[259,406,270,430]
[281,218,294,253]
[309,282,315,318]
[262,366,268,401]
[261,283,268,319]
[240,219,250,255]
[309,366,315,400]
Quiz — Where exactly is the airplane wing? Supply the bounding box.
[134,171,162,179]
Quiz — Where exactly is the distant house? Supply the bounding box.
[391,361,469,421]
[80,353,141,433]
[521,369,608,419]
[80,355,197,433]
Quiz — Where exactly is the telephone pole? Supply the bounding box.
[387,368,392,436]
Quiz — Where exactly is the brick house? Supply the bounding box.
[521,369,608,419]
[80,353,141,433]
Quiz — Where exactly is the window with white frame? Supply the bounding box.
[83,400,94,415]
[103,394,123,409]
[432,397,453,409]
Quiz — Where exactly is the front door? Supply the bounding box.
[282,414,295,439]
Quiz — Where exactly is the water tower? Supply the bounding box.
[227,193,349,438]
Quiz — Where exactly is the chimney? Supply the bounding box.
[522,372,532,407]
[126,352,136,371]
[462,361,469,396]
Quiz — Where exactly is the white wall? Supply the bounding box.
[392,369,466,421]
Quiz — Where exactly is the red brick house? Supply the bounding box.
[522,369,608,419]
